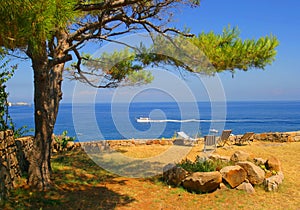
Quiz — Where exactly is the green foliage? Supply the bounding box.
[259,164,278,175]
[114,27,279,78]
[191,26,279,73]
[177,156,232,173]
[74,26,279,87]
[12,125,34,138]
[125,70,154,86]
[71,49,154,86]
[0,51,31,136]
[134,37,211,74]
[1,1,278,85]
[0,0,79,51]
[0,53,15,131]
[54,130,76,151]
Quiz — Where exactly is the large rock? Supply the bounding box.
[208,154,231,163]
[264,171,284,192]
[182,171,222,193]
[236,182,255,194]
[266,156,282,172]
[237,161,265,185]
[66,141,75,150]
[207,154,221,161]
[220,165,247,188]
[163,164,188,187]
[230,151,250,162]
[253,157,267,166]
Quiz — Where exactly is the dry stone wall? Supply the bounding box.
[78,130,300,152]
[0,130,21,200]
[253,131,300,142]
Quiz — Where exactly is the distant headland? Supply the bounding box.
[8,102,31,106]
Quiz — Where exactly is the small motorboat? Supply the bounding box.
[136,117,151,123]
[209,129,219,134]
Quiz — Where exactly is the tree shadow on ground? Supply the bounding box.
[86,145,193,178]
[3,184,135,210]
[1,150,135,210]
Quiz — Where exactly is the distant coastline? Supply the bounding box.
[8,102,31,107]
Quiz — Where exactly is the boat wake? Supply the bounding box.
[136,118,295,123]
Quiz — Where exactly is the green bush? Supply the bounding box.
[13,125,34,138]
[0,54,15,131]
[54,130,76,151]
[177,156,232,173]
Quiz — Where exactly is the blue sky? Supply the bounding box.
[6,0,300,103]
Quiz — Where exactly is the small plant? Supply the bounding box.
[172,131,177,139]
[12,125,34,138]
[177,156,232,173]
[177,157,214,172]
[54,130,76,152]
[0,54,16,131]
[259,164,278,176]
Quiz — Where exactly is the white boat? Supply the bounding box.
[8,102,31,106]
[136,117,151,123]
[209,129,219,134]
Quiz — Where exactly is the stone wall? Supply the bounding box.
[80,139,174,153]
[0,130,21,201]
[79,130,300,152]
[15,136,34,174]
[253,131,300,142]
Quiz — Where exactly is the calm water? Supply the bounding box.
[9,101,300,141]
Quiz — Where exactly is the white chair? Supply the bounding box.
[204,135,217,152]
[177,131,196,141]
[175,131,197,146]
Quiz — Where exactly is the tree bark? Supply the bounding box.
[27,35,67,190]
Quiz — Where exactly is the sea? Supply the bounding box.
[8,101,300,142]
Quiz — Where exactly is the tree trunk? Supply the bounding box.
[27,36,66,190]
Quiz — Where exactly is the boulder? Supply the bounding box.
[182,171,222,193]
[219,156,231,162]
[266,156,282,172]
[236,182,255,194]
[253,157,267,166]
[264,171,284,192]
[75,142,81,148]
[207,154,220,161]
[230,151,250,162]
[220,165,247,188]
[237,161,265,185]
[66,141,75,150]
[294,136,300,142]
[163,164,188,187]
[208,154,231,163]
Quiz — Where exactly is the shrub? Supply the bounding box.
[54,130,76,151]
[0,52,30,137]
[13,125,34,138]
[177,156,232,173]
[0,55,15,131]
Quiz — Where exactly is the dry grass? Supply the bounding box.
[114,144,172,158]
[1,141,300,210]
[113,141,300,209]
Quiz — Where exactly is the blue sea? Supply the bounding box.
[9,101,300,141]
